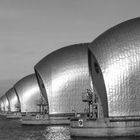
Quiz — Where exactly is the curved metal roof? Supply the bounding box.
[14,74,41,112]
[5,88,20,112]
[89,17,140,117]
[35,43,91,115]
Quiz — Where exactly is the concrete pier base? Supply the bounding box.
[21,114,70,125]
[0,112,7,116]
[70,117,140,137]
[6,112,21,119]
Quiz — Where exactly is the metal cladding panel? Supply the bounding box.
[14,74,41,112]
[5,88,19,112]
[1,95,9,111]
[89,18,140,117]
[35,43,91,115]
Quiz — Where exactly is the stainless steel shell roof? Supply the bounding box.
[35,43,91,115]
[14,74,41,112]
[1,95,9,111]
[5,88,20,112]
[89,18,140,117]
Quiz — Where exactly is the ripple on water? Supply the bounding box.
[43,126,71,140]
[1,116,140,140]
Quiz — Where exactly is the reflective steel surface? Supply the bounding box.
[5,88,20,112]
[35,43,91,115]
[14,74,41,112]
[89,18,140,117]
[1,95,9,111]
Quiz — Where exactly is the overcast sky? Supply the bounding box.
[0,0,140,95]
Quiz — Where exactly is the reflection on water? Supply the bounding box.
[0,116,140,140]
[43,126,70,140]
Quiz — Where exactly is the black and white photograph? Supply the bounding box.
[0,0,140,140]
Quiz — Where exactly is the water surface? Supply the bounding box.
[0,116,140,140]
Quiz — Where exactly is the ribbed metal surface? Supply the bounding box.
[35,43,91,115]
[5,88,19,112]
[14,74,41,112]
[89,18,140,117]
[1,95,9,111]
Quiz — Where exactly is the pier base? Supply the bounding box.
[70,116,140,137]
[21,114,70,125]
[6,112,21,119]
[0,112,7,116]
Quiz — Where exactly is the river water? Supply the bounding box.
[0,116,140,140]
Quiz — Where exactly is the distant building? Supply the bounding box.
[5,88,20,112]
[14,74,45,113]
[0,99,4,112]
[0,95,9,112]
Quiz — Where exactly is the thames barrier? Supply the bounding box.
[71,18,140,137]
[1,18,140,138]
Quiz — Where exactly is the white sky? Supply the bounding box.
[0,0,140,95]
